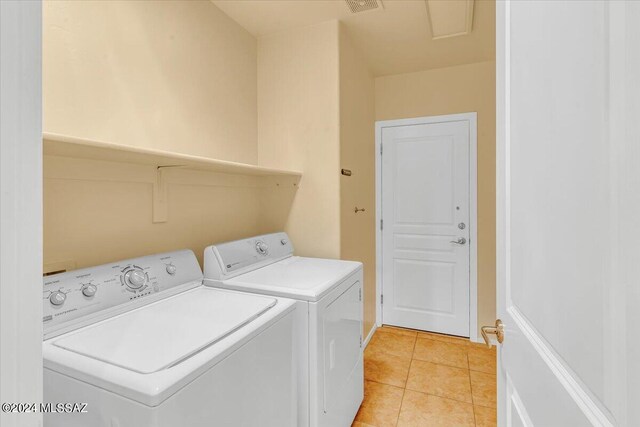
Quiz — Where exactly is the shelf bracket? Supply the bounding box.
[153,165,183,223]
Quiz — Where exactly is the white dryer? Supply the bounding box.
[43,249,296,427]
[203,233,364,427]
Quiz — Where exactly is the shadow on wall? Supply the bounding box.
[259,176,300,237]
[43,155,299,272]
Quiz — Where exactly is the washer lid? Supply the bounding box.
[223,257,362,301]
[52,287,276,374]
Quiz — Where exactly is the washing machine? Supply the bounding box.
[203,232,364,427]
[42,249,297,427]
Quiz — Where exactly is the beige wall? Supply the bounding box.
[43,156,289,270]
[375,60,497,337]
[257,21,342,258]
[42,1,294,270]
[338,26,377,338]
[44,0,257,163]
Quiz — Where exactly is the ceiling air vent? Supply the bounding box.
[345,0,383,14]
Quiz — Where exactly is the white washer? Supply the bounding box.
[203,233,364,427]
[43,249,297,427]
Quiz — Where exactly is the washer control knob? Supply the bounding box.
[281,239,288,246]
[125,269,146,289]
[256,241,269,255]
[49,291,66,306]
[166,264,177,275]
[82,284,97,297]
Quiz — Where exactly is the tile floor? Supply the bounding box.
[353,325,497,427]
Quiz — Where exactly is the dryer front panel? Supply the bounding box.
[323,280,362,409]
[310,269,364,427]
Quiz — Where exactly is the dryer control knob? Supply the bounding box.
[256,241,269,255]
[82,284,97,297]
[166,264,176,275]
[125,269,146,289]
[49,291,66,306]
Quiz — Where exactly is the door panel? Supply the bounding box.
[394,259,455,313]
[381,119,472,337]
[393,137,455,224]
[509,0,608,401]
[497,0,638,425]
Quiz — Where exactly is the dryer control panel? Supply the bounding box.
[204,232,294,281]
[43,250,202,339]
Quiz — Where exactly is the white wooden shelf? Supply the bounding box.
[43,133,302,178]
[43,132,301,223]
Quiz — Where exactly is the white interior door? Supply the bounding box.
[497,1,639,426]
[379,114,476,337]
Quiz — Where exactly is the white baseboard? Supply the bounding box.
[363,324,378,349]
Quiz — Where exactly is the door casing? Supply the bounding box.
[375,112,478,342]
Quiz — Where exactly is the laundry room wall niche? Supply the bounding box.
[43,1,298,272]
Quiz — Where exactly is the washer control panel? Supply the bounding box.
[43,250,202,338]
[204,232,294,281]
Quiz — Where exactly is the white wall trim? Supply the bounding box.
[363,323,377,349]
[375,112,479,342]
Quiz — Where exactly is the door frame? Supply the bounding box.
[0,1,43,426]
[375,112,478,342]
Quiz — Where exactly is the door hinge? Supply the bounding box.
[381,294,384,304]
[380,219,383,230]
[360,335,362,348]
[380,143,383,155]
[358,288,362,301]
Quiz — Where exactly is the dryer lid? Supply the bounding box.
[223,257,362,301]
[52,287,276,374]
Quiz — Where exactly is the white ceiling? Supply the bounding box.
[212,0,495,77]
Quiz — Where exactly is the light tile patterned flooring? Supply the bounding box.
[353,325,497,427]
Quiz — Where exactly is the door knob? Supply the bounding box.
[481,319,504,348]
[450,237,466,245]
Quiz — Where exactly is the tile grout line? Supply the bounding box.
[396,387,406,427]
[395,333,418,426]
[394,381,477,407]
[365,378,495,409]
[411,357,470,371]
[468,349,478,426]
[402,387,476,406]
[467,347,477,406]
